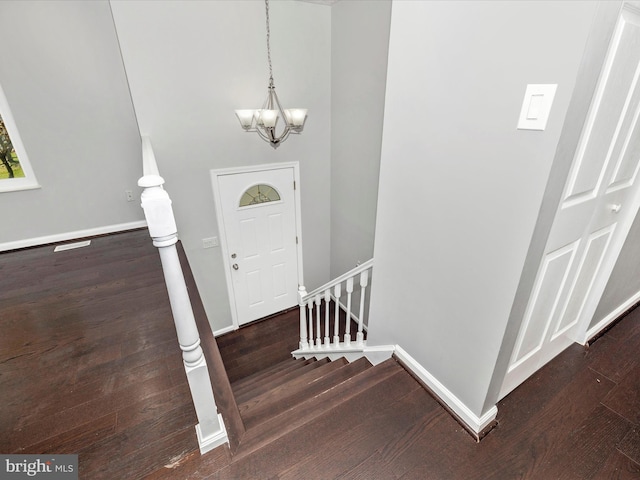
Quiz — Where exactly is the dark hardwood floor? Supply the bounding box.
[0,230,202,478]
[1,229,639,479]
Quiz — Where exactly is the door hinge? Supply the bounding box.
[293,181,296,190]
[296,236,299,244]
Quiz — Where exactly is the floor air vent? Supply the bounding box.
[54,240,91,252]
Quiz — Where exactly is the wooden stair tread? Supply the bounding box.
[233,359,328,402]
[234,358,406,459]
[238,358,347,418]
[225,364,421,479]
[223,338,296,384]
[218,310,300,383]
[239,357,372,429]
[276,386,437,479]
[231,358,308,391]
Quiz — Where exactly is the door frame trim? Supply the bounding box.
[210,161,304,330]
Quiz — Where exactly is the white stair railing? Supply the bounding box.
[138,136,228,454]
[295,259,373,353]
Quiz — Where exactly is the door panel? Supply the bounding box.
[268,213,285,251]
[272,263,287,298]
[501,4,640,399]
[511,242,577,369]
[567,16,640,202]
[552,225,615,339]
[247,270,263,306]
[240,219,259,257]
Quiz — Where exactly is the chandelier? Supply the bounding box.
[235,0,307,148]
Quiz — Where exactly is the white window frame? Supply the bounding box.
[0,83,39,193]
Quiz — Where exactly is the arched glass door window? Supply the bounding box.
[239,184,281,207]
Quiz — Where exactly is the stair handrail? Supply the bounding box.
[301,258,374,302]
[297,259,373,351]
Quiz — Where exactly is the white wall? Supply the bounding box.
[368,0,598,416]
[110,0,331,332]
[0,1,143,246]
[330,0,391,278]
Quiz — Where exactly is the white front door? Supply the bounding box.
[501,4,640,398]
[213,164,301,326]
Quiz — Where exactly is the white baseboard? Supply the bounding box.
[393,345,497,435]
[583,289,640,343]
[213,325,236,337]
[0,220,148,252]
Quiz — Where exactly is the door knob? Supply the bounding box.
[610,204,622,213]
[232,263,239,270]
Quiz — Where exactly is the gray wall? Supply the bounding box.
[330,0,391,278]
[0,1,143,244]
[110,0,332,332]
[368,0,598,417]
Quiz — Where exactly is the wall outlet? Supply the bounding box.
[125,190,134,202]
[202,237,219,249]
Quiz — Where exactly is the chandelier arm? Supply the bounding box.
[276,127,292,144]
[270,84,288,124]
[255,127,273,143]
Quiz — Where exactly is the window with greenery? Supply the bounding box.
[0,84,39,192]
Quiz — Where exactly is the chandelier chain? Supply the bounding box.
[265,0,274,83]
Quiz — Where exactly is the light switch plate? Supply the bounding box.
[517,84,557,131]
[202,237,219,249]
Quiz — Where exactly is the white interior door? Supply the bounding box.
[216,166,300,326]
[501,4,640,399]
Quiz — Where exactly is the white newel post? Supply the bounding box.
[138,144,228,455]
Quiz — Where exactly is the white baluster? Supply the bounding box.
[333,283,341,347]
[307,302,314,349]
[298,286,308,350]
[315,294,322,347]
[139,160,227,454]
[356,269,369,347]
[324,289,331,347]
[344,277,353,345]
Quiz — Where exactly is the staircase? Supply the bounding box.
[171,224,428,473]
[155,247,427,478]
[228,355,410,460]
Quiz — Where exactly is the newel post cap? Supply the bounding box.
[138,174,165,189]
